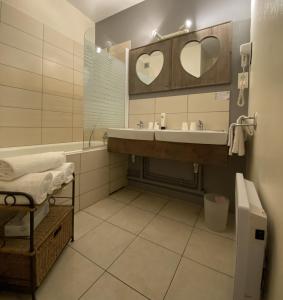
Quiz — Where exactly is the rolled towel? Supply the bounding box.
[55,162,75,183]
[0,152,66,181]
[47,170,65,194]
[0,172,53,205]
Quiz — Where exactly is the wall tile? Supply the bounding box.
[43,43,73,68]
[0,127,41,147]
[74,42,84,58]
[1,2,43,39]
[73,99,83,114]
[155,95,188,113]
[79,184,109,210]
[44,26,73,53]
[188,92,230,112]
[154,113,187,130]
[110,153,128,165]
[0,23,43,56]
[43,59,73,83]
[74,55,83,72]
[74,84,83,99]
[42,128,72,144]
[0,85,41,109]
[128,114,155,128]
[73,113,83,128]
[43,76,73,97]
[81,149,109,173]
[42,111,72,128]
[188,112,229,131]
[43,94,72,113]
[67,153,81,174]
[0,63,42,91]
[0,43,42,74]
[73,127,83,142]
[0,106,41,127]
[80,166,109,195]
[74,70,83,86]
[129,98,155,115]
[110,178,128,194]
[110,162,128,181]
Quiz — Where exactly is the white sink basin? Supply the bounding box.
[155,130,228,145]
[108,128,155,141]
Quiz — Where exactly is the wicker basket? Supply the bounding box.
[0,206,73,289]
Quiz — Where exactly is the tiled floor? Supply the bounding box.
[0,187,236,300]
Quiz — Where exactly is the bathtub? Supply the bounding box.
[0,141,128,211]
[0,141,106,158]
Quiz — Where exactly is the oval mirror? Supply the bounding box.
[180,37,220,78]
[136,51,164,85]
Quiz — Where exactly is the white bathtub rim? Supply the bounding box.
[0,141,106,158]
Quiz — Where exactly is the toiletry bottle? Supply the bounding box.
[160,113,166,130]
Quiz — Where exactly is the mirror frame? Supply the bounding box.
[129,21,231,95]
[129,39,172,95]
[172,22,232,89]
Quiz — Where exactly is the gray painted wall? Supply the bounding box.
[95,0,251,204]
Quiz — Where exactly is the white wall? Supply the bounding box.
[247,1,283,299]
[3,0,93,43]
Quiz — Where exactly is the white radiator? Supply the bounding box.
[234,173,267,300]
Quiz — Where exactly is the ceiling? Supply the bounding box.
[68,0,145,22]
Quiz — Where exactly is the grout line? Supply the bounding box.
[162,224,195,299]
[182,256,235,279]
[1,20,44,41]
[105,271,152,300]
[73,188,235,299]
[41,26,44,145]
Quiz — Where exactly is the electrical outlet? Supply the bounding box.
[238,72,249,89]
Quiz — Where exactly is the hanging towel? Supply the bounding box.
[228,116,254,156]
[55,162,75,183]
[0,152,66,181]
[0,172,53,205]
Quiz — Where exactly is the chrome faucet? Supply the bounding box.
[198,120,204,130]
[88,125,96,148]
[102,131,108,145]
[136,120,144,129]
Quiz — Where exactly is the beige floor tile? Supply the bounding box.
[74,211,103,240]
[81,272,147,300]
[108,206,155,234]
[72,222,135,269]
[83,197,126,220]
[195,211,235,240]
[109,237,180,300]
[184,228,235,276]
[165,258,233,300]
[140,215,193,254]
[159,198,201,226]
[131,192,169,213]
[36,247,103,300]
[110,187,141,204]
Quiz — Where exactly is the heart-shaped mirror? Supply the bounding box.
[136,51,164,85]
[180,37,220,78]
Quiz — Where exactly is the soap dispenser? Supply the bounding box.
[160,113,166,130]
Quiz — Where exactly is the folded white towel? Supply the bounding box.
[0,172,53,205]
[0,152,66,181]
[228,116,254,156]
[55,162,74,183]
[47,170,65,194]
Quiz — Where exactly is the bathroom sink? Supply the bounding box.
[107,128,155,141]
[155,130,228,145]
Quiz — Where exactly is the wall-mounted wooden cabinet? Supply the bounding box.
[129,22,232,95]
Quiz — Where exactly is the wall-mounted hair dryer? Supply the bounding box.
[237,42,252,107]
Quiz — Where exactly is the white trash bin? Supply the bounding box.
[204,193,229,232]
